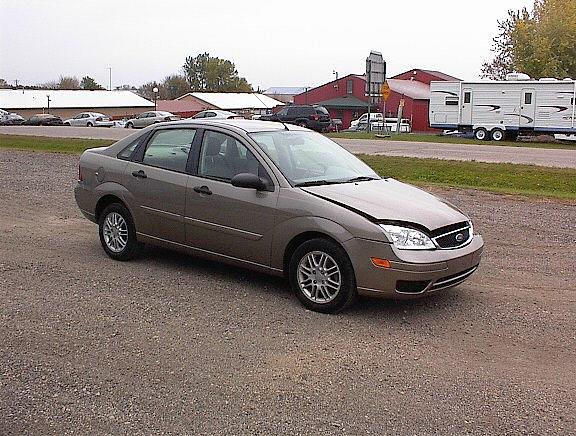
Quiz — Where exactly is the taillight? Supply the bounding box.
[95,117,102,121]
[310,114,320,121]
[78,165,83,182]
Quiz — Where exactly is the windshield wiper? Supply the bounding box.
[344,175,380,183]
[295,180,340,187]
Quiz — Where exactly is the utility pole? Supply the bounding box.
[366,59,371,133]
[46,95,51,114]
[107,67,112,91]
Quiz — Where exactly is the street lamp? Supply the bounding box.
[46,95,51,114]
[152,87,159,111]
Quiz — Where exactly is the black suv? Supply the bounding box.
[259,105,331,132]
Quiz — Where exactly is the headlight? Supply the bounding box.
[380,224,435,250]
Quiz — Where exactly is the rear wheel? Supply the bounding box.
[474,127,488,141]
[126,122,134,129]
[98,203,140,261]
[491,128,504,141]
[297,120,308,128]
[289,238,357,313]
[86,122,93,127]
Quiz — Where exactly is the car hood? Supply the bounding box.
[301,178,469,231]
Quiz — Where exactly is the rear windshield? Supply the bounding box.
[315,106,329,115]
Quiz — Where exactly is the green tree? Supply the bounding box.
[138,81,163,101]
[162,74,190,99]
[482,0,576,79]
[183,53,253,92]
[80,76,104,90]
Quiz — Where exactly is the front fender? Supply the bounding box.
[270,216,355,271]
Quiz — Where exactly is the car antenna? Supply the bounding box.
[281,121,290,131]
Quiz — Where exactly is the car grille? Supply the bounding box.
[432,222,472,249]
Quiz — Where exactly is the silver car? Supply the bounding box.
[192,110,244,120]
[125,111,180,129]
[75,119,483,313]
[64,112,114,127]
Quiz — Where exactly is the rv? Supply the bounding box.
[429,76,576,141]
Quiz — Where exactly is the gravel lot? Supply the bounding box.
[1,149,574,435]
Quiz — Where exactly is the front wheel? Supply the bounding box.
[474,127,488,141]
[98,203,140,261]
[289,238,357,313]
[125,122,134,129]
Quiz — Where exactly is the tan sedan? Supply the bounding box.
[75,119,483,313]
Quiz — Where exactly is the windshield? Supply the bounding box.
[249,130,379,186]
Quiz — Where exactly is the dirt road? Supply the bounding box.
[2,125,576,168]
[0,149,574,435]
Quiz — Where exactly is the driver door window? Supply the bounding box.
[198,131,268,182]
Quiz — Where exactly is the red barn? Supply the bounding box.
[294,69,460,132]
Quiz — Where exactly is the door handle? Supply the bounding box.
[132,170,147,178]
[193,185,212,195]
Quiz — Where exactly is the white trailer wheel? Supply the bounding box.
[474,128,488,141]
[491,128,504,141]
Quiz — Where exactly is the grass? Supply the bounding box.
[327,132,576,150]
[360,154,576,200]
[0,134,114,154]
[1,134,574,200]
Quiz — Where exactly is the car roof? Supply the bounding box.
[160,118,306,133]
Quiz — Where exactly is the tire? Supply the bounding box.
[474,127,488,141]
[125,122,134,129]
[86,122,93,127]
[289,238,357,313]
[296,120,308,128]
[64,122,70,126]
[491,128,504,141]
[98,203,140,261]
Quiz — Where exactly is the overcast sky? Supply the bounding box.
[1,0,531,90]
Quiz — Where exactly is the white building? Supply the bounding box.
[0,89,154,119]
[175,92,284,116]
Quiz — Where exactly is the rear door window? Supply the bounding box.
[142,129,196,172]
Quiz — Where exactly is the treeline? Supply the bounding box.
[1,53,254,101]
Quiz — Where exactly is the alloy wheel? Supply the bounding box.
[297,251,341,303]
[102,212,128,253]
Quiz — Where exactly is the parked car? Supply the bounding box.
[192,110,244,120]
[0,109,25,125]
[22,114,63,126]
[64,112,114,127]
[125,111,180,129]
[259,105,331,132]
[75,119,483,313]
[349,112,384,130]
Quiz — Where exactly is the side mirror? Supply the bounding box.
[231,173,268,191]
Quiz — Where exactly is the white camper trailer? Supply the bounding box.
[429,77,576,141]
